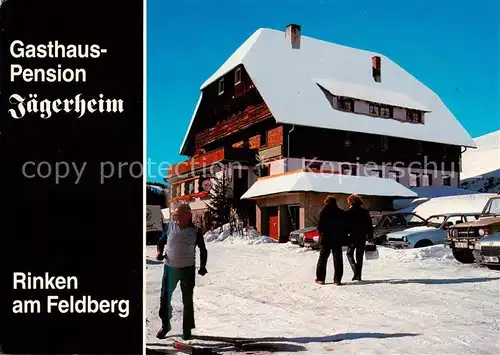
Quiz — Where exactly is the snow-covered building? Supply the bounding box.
[167,24,475,240]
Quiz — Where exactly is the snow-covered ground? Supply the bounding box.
[146,241,500,354]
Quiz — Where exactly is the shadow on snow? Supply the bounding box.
[341,276,500,286]
[147,332,419,353]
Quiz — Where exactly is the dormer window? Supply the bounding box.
[338,97,354,112]
[234,67,242,85]
[407,109,422,123]
[218,78,225,95]
[369,103,380,116]
[380,105,392,118]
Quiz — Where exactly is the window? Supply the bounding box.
[184,180,195,195]
[260,132,267,147]
[407,110,422,123]
[234,67,242,85]
[422,173,433,186]
[388,170,400,182]
[218,78,225,95]
[370,169,383,178]
[380,105,392,118]
[259,165,270,177]
[341,164,357,176]
[381,136,388,151]
[483,198,500,216]
[338,97,354,112]
[369,103,380,116]
[443,176,451,186]
[409,173,420,187]
[172,184,181,197]
[304,161,323,172]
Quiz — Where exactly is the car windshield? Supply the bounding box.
[483,198,500,216]
[425,215,447,228]
[371,215,383,226]
[405,214,426,225]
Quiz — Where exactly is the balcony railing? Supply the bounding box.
[195,102,272,148]
[167,146,257,178]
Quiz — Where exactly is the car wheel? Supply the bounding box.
[414,239,433,248]
[375,235,387,245]
[451,248,475,264]
[486,265,500,270]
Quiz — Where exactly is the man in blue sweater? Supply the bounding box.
[155,204,208,340]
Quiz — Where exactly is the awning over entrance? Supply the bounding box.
[241,171,418,199]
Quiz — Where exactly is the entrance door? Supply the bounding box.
[269,215,279,241]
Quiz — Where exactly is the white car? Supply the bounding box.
[384,213,481,249]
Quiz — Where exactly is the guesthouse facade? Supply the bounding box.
[166,24,475,241]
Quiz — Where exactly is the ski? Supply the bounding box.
[172,339,221,355]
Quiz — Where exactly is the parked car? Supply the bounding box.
[288,211,426,248]
[371,211,427,244]
[472,232,500,270]
[289,226,319,248]
[446,195,500,263]
[384,213,481,249]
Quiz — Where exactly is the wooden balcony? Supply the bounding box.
[167,146,257,178]
[195,102,272,148]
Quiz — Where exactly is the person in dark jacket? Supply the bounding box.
[345,194,373,281]
[315,195,348,285]
[156,204,208,340]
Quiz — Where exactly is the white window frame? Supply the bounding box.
[421,173,432,187]
[409,172,420,187]
[234,67,242,85]
[218,78,225,95]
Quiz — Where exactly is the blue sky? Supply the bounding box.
[147,0,499,182]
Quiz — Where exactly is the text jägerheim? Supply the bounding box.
[8,40,124,119]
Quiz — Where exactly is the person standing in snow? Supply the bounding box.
[345,194,373,281]
[315,195,347,285]
[156,204,208,340]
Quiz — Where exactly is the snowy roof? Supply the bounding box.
[181,28,476,154]
[410,186,482,198]
[392,186,484,210]
[461,130,500,180]
[240,171,418,199]
[396,193,497,219]
[316,78,431,112]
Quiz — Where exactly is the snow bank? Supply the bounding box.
[379,244,454,263]
[204,224,275,245]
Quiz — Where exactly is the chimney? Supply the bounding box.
[372,55,381,82]
[285,24,301,49]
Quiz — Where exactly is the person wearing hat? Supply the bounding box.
[155,203,208,340]
[345,194,373,281]
[315,195,348,285]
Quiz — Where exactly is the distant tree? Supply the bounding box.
[205,170,234,232]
